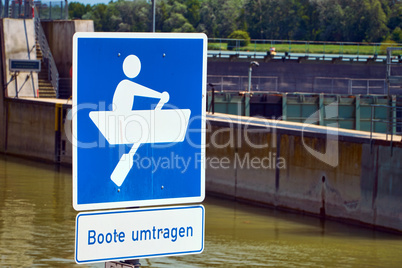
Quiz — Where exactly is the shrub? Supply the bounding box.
[227,30,250,50]
[379,39,398,55]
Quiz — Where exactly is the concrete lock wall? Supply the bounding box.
[1,96,401,232]
[0,18,39,98]
[0,66,4,152]
[41,20,94,78]
[3,99,55,161]
[206,113,402,232]
[1,98,72,164]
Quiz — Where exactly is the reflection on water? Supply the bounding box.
[1,154,401,267]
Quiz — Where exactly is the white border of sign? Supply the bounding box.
[75,205,205,264]
[72,32,207,211]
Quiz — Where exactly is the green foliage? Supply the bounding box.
[380,39,398,54]
[68,0,402,43]
[159,1,195,32]
[227,30,250,50]
[82,4,118,32]
[68,2,91,19]
[392,27,402,43]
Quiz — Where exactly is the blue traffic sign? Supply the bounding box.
[72,33,206,211]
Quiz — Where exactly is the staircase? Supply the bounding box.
[35,41,57,98]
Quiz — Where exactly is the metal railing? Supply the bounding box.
[58,77,71,99]
[207,75,401,95]
[209,38,402,58]
[34,6,59,97]
[0,1,67,20]
[34,0,68,20]
[0,0,32,18]
[313,77,390,95]
[207,75,278,92]
[370,104,402,154]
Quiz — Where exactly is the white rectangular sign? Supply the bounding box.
[75,205,204,264]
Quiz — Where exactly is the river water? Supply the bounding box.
[1,154,402,267]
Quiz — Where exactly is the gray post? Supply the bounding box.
[4,0,8,18]
[355,95,360,130]
[366,80,369,95]
[152,0,156,32]
[18,0,22,18]
[14,74,18,98]
[386,48,391,98]
[248,61,259,92]
[24,0,30,18]
[386,48,392,137]
[248,66,252,92]
[65,0,68,20]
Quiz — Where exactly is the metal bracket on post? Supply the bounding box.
[122,259,141,267]
[105,261,139,268]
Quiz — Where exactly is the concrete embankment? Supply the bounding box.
[0,98,72,164]
[206,113,402,232]
[1,98,401,232]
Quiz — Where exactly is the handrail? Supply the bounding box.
[207,74,279,92]
[33,6,59,98]
[1,1,68,20]
[208,38,402,57]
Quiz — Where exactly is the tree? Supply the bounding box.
[74,0,400,43]
[68,2,91,19]
[198,0,244,38]
[197,1,218,37]
[392,27,402,42]
[185,0,201,27]
[164,13,195,32]
[157,0,194,32]
[315,0,346,41]
[114,0,151,32]
[83,4,120,32]
[362,0,389,42]
[244,0,265,39]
